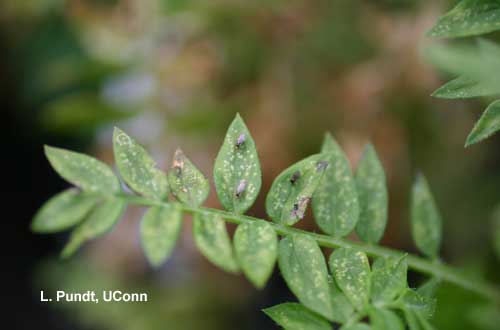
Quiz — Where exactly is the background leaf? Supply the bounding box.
[313,133,359,237]
[410,174,442,259]
[329,248,371,310]
[371,255,408,304]
[168,148,209,207]
[466,100,500,146]
[61,197,126,258]
[263,303,332,330]
[278,235,333,320]
[113,127,168,200]
[493,206,500,260]
[428,0,500,38]
[233,221,277,289]
[45,146,120,193]
[140,205,183,267]
[266,154,328,226]
[213,114,261,214]
[31,189,98,233]
[193,212,239,273]
[355,144,388,244]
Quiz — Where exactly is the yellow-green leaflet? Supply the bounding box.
[278,235,333,320]
[355,145,388,244]
[410,174,442,259]
[466,100,500,146]
[329,277,356,324]
[45,146,120,193]
[266,154,328,226]
[193,212,239,273]
[369,307,404,330]
[428,0,500,38]
[313,133,359,237]
[329,248,371,310]
[31,189,98,233]
[61,197,127,258]
[263,303,331,330]
[140,205,183,267]
[213,114,261,214]
[113,127,168,200]
[167,148,209,207]
[371,255,408,304]
[233,221,277,289]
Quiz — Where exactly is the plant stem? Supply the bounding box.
[118,193,500,303]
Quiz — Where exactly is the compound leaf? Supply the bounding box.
[263,303,332,330]
[140,204,183,267]
[466,100,500,146]
[329,247,371,310]
[213,114,261,214]
[313,133,359,237]
[61,197,126,258]
[371,255,408,304]
[355,145,388,244]
[193,212,239,273]
[234,221,278,289]
[113,127,168,200]
[31,189,99,233]
[168,148,209,207]
[428,0,500,38]
[410,174,442,259]
[267,154,329,226]
[278,235,333,320]
[45,146,120,193]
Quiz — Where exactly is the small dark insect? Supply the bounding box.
[172,149,185,177]
[235,133,246,149]
[316,160,329,171]
[290,171,301,185]
[235,179,248,198]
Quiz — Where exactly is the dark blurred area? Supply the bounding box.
[2,0,500,329]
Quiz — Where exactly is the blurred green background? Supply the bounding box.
[2,0,499,329]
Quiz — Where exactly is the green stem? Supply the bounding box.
[118,193,500,303]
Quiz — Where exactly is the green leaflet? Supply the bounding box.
[267,154,329,226]
[278,235,333,320]
[329,277,356,324]
[416,313,437,330]
[167,148,209,207]
[369,307,404,330]
[45,146,120,193]
[355,145,388,244]
[403,309,421,330]
[193,212,239,273]
[371,255,408,304]
[233,221,278,289]
[140,205,183,267]
[263,303,332,330]
[213,114,261,214]
[466,100,500,146]
[113,127,168,201]
[428,0,500,38]
[417,277,441,298]
[61,197,127,258]
[431,76,498,99]
[410,174,442,259]
[31,189,98,233]
[329,248,371,310]
[312,134,359,237]
[402,289,436,320]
